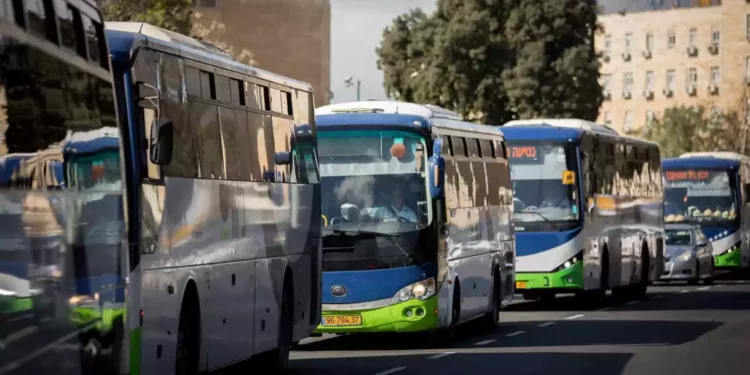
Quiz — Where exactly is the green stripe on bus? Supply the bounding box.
[515,261,585,290]
[130,327,142,375]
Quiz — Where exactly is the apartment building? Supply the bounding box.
[596,0,750,133]
[192,0,331,106]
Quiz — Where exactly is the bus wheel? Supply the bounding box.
[175,287,200,375]
[257,276,293,373]
[579,250,608,308]
[482,271,501,330]
[631,246,650,300]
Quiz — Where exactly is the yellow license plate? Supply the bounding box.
[322,315,362,327]
[515,281,528,289]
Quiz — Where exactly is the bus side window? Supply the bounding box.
[451,136,467,157]
[467,138,480,159]
[480,139,493,159]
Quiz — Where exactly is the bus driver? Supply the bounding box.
[373,185,418,223]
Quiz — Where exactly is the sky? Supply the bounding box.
[329,0,436,104]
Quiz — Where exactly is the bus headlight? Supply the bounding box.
[392,278,436,304]
[554,250,584,272]
[68,294,98,307]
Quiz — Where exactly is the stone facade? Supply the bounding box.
[193,0,331,106]
[596,0,750,134]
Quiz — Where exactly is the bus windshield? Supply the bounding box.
[664,169,738,226]
[66,151,121,192]
[507,141,581,231]
[318,130,432,270]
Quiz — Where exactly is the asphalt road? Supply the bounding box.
[3,273,749,375]
[291,273,750,375]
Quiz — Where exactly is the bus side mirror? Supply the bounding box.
[428,139,446,199]
[149,119,174,165]
[274,151,292,165]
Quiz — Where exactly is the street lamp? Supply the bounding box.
[344,76,361,101]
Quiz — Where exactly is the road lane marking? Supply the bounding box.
[538,322,555,327]
[428,352,456,359]
[564,314,585,320]
[375,367,407,375]
[625,301,639,305]
[506,330,526,337]
[474,339,497,346]
[0,321,98,375]
[697,286,711,291]
[680,290,690,293]
[0,326,38,349]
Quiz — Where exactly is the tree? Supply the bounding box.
[641,105,748,158]
[376,0,602,124]
[97,0,194,35]
[502,0,602,121]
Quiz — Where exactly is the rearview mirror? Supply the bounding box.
[274,151,292,165]
[428,138,446,199]
[149,119,174,165]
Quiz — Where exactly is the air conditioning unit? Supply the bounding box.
[603,91,612,100]
[643,89,653,100]
[642,50,652,59]
[622,91,632,99]
[622,52,631,61]
[687,84,697,95]
[602,53,610,63]
[663,88,673,98]
[686,45,698,57]
[708,44,719,55]
[708,83,719,94]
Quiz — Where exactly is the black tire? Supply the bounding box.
[257,278,294,373]
[580,249,608,307]
[688,260,699,285]
[703,259,714,285]
[175,290,200,375]
[433,283,461,346]
[631,246,650,299]
[482,272,501,330]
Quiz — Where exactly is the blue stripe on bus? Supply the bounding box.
[0,260,27,278]
[515,227,583,257]
[662,157,740,170]
[699,227,738,240]
[322,263,437,304]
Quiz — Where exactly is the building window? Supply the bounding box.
[645,71,654,92]
[624,110,634,132]
[688,68,698,86]
[194,0,217,7]
[645,32,653,52]
[602,74,611,93]
[747,15,750,41]
[624,32,632,52]
[712,27,720,46]
[604,111,613,126]
[668,30,676,48]
[746,97,750,125]
[711,67,720,85]
[646,110,655,127]
[746,56,750,83]
[689,28,697,47]
[604,34,611,51]
[667,69,676,92]
[623,72,633,94]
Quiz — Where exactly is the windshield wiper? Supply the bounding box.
[514,211,564,232]
[322,228,412,259]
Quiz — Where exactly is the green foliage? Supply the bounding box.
[97,0,194,35]
[376,0,602,124]
[641,105,748,158]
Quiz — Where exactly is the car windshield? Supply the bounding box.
[665,229,693,245]
[507,141,581,230]
[664,169,738,225]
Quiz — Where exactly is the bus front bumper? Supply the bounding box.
[315,294,439,334]
[715,250,742,269]
[515,262,584,291]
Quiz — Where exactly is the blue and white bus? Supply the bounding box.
[313,101,515,337]
[662,152,750,273]
[105,22,321,374]
[501,119,664,304]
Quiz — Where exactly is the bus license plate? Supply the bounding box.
[515,281,527,289]
[322,315,362,327]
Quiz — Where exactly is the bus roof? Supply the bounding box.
[104,22,312,92]
[663,155,743,170]
[64,127,120,155]
[501,118,658,147]
[502,118,619,137]
[315,101,504,138]
[679,151,750,162]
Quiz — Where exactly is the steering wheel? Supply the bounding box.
[386,206,411,223]
[524,206,539,212]
[330,216,345,226]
